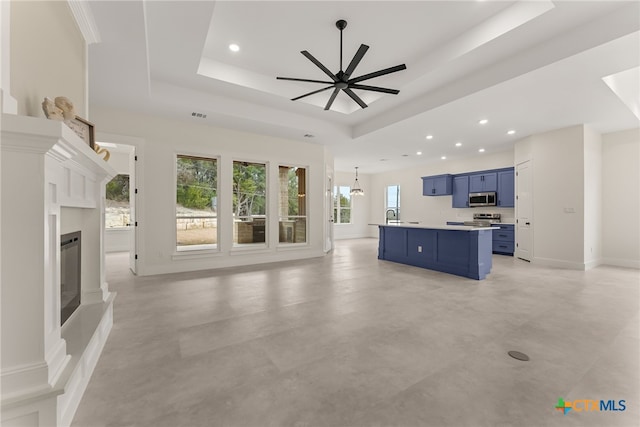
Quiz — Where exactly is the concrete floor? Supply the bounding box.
[72,239,639,427]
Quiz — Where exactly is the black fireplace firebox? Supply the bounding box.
[60,231,81,325]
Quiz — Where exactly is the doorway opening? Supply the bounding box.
[101,141,138,274]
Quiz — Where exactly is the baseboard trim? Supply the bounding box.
[533,257,588,270]
[601,258,640,269]
[584,259,602,270]
[141,248,326,276]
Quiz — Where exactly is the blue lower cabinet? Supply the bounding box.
[492,224,514,255]
[378,225,493,280]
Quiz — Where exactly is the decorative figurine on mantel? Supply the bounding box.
[42,96,77,122]
[54,96,77,121]
[41,97,64,121]
[94,143,111,161]
[41,96,102,156]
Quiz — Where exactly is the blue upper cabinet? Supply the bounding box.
[452,175,469,208]
[422,174,453,196]
[469,172,497,192]
[497,170,514,207]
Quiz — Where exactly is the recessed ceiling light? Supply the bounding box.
[441,156,447,160]
[455,142,462,147]
[507,130,516,135]
[229,43,240,52]
[416,151,422,155]
[479,148,485,153]
[425,135,433,140]
[478,119,488,125]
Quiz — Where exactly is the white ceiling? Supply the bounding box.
[88,0,640,173]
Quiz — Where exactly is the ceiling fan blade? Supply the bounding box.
[343,88,368,109]
[344,44,369,79]
[301,51,339,82]
[348,64,407,84]
[324,88,341,110]
[349,84,399,95]
[291,85,334,101]
[277,77,334,84]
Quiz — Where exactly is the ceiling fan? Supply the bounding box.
[277,19,407,111]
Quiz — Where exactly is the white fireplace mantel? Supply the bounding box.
[1,114,117,427]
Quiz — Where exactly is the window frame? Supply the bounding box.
[278,164,309,246]
[105,173,131,230]
[174,153,220,253]
[231,159,269,248]
[385,184,401,222]
[333,185,352,225]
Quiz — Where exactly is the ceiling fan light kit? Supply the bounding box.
[277,19,407,111]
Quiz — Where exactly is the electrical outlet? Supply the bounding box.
[564,207,575,213]
[418,246,422,253]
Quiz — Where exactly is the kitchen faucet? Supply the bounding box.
[386,209,397,224]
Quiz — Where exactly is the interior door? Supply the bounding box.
[516,160,532,261]
[324,174,334,253]
[128,147,137,274]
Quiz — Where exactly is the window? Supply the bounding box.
[333,186,351,224]
[105,174,130,228]
[386,185,400,222]
[176,155,218,250]
[233,161,267,245]
[279,166,306,243]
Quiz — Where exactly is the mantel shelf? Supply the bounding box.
[1,114,117,180]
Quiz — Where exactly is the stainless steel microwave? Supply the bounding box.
[469,192,497,207]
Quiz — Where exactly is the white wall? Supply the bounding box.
[365,150,516,238]
[583,125,603,267]
[333,170,372,240]
[10,1,85,117]
[524,125,586,268]
[602,128,640,268]
[514,124,637,270]
[90,106,330,275]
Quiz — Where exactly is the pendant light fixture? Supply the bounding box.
[350,167,364,196]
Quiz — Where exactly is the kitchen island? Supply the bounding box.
[376,223,495,280]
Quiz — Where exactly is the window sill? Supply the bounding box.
[172,245,220,260]
[230,243,270,255]
[277,242,309,251]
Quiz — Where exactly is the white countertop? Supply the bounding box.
[371,223,498,231]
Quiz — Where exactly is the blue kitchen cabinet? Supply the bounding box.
[497,170,514,207]
[378,225,494,280]
[422,174,452,196]
[492,224,514,255]
[452,175,469,208]
[469,172,497,192]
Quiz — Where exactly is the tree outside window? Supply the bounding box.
[233,161,267,244]
[176,155,218,249]
[105,174,130,228]
[333,186,351,224]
